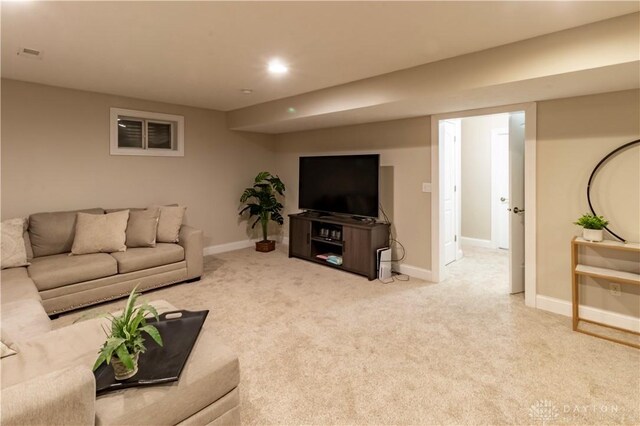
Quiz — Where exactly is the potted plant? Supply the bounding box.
[93,287,163,380]
[574,213,609,242]
[239,171,286,252]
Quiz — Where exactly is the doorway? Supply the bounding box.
[431,103,537,306]
[442,112,522,293]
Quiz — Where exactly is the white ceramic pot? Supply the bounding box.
[582,228,603,242]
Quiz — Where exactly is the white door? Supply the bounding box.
[441,119,460,265]
[491,129,510,250]
[508,112,526,294]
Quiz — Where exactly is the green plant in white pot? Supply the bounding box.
[574,213,608,242]
[93,287,163,380]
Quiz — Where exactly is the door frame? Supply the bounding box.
[430,102,537,308]
[490,127,509,250]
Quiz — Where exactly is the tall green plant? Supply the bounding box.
[239,172,286,241]
[93,287,163,371]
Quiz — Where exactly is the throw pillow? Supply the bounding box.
[1,329,18,358]
[1,218,30,269]
[126,208,160,248]
[0,342,16,358]
[155,206,186,243]
[71,210,130,255]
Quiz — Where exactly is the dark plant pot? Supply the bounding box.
[255,240,276,252]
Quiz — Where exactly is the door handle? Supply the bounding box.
[500,197,506,202]
[509,207,524,214]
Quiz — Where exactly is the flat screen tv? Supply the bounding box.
[299,154,379,218]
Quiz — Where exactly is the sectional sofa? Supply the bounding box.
[0,208,241,425]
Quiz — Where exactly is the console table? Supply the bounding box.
[571,237,640,348]
[288,213,390,280]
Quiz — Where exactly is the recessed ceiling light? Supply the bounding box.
[240,88,253,94]
[268,59,288,75]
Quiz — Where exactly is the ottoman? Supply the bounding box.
[1,300,240,426]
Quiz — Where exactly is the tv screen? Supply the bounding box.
[299,154,379,218]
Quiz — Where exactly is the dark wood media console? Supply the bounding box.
[288,213,390,280]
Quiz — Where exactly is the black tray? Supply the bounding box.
[94,309,208,395]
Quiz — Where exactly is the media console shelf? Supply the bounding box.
[571,237,640,349]
[289,213,390,280]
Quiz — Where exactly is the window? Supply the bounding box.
[110,108,184,156]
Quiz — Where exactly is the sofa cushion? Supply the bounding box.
[71,211,129,255]
[28,253,117,291]
[1,218,30,269]
[1,365,96,426]
[126,208,160,248]
[111,243,184,274]
[0,299,51,342]
[28,208,104,257]
[0,267,41,304]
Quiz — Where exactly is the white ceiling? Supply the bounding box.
[2,1,639,112]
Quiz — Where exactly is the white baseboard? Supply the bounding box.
[203,240,255,256]
[393,263,432,281]
[536,294,640,333]
[204,238,432,282]
[203,235,288,256]
[460,237,495,249]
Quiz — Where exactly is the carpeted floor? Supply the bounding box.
[54,245,640,425]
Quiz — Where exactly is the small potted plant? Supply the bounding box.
[239,171,286,252]
[574,213,609,242]
[93,287,163,380]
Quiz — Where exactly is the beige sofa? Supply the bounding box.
[15,207,204,315]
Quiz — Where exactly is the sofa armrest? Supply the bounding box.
[1,365,95,426]
[178,225,203,279]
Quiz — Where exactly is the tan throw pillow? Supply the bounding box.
[155,206,186,243]
[126,208,160,248]
[0,342,16,358]
[71,210,129,255]
[1,328,18,358]
[1,218,30,269]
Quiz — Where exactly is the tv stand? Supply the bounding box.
[288,213,390,280]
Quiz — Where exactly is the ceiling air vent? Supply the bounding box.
[17,47,43,59]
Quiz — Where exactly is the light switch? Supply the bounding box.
[422,183,432,193]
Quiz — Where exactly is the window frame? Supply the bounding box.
[110,108,184,157]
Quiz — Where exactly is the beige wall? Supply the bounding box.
[1,79,275,247]
[537,89,640,316]
[460,114,509,241]
[273,118,431,270]
[3,79,638,316]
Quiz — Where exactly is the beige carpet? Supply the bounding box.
[54,245,640,425]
